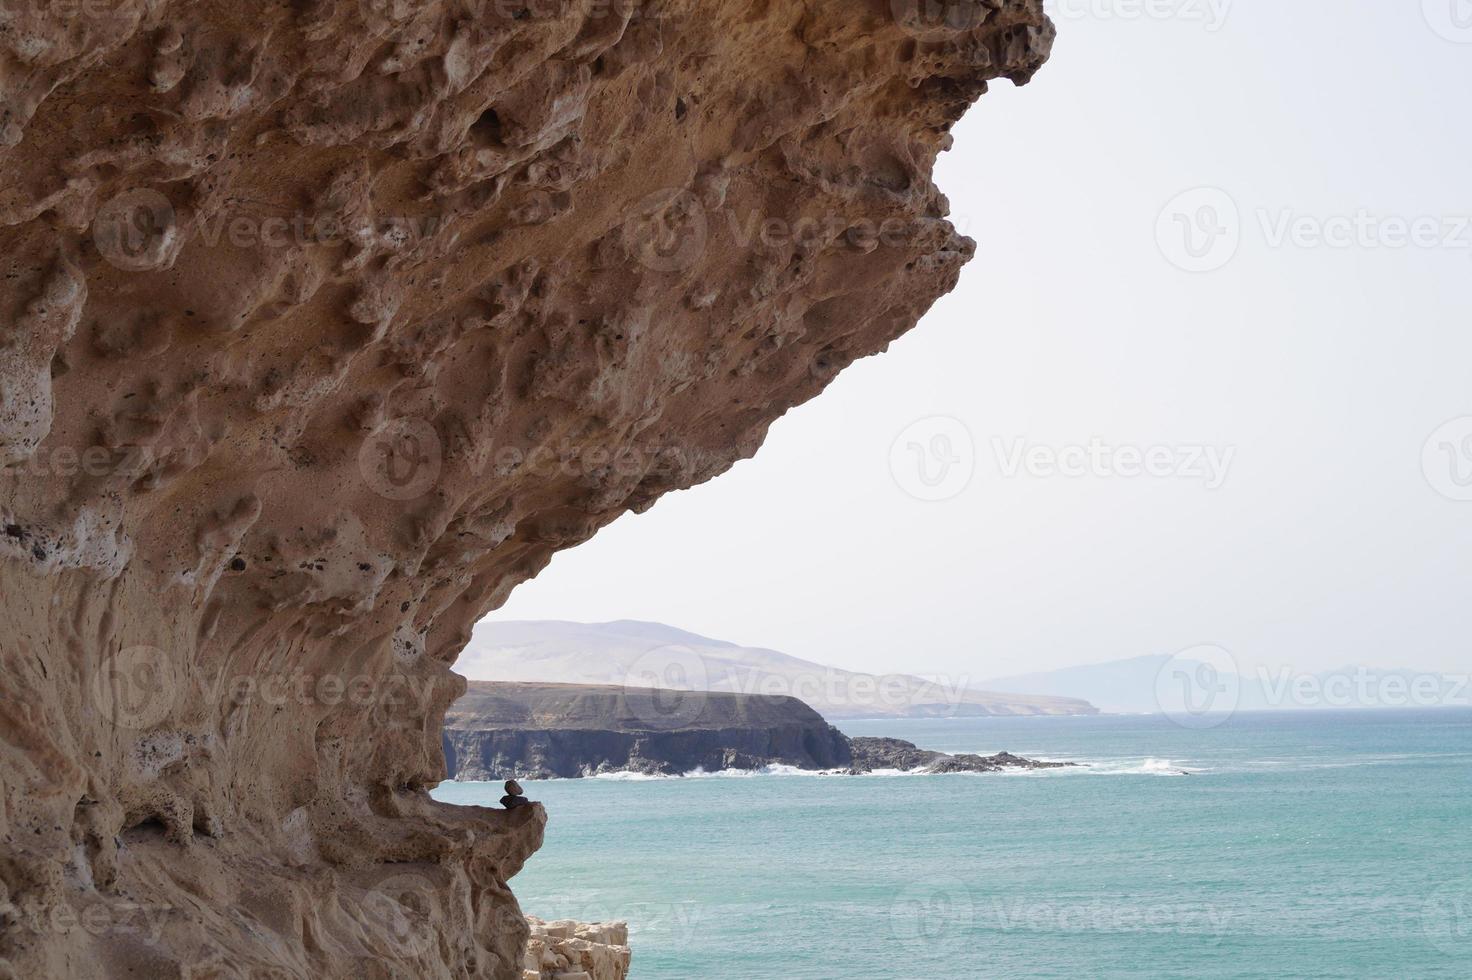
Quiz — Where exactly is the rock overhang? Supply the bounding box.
[0,1,1053,975]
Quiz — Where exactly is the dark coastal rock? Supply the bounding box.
[924,750,1075,774]
[444,683,1073,780]
[444,682,853,779]
[845,736,946,772]
[846,737,1075,774]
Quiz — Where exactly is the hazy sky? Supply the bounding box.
[488,2,1472,680]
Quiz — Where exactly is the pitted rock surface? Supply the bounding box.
[0,1,1052,975]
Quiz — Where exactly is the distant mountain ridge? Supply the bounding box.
[980,655,1177,715]
[457,620,1099,719]
[981,656,1472,715]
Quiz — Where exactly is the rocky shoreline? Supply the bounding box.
[843,737,1077,775]
[444,682,1077,780]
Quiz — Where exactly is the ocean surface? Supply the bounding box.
[431,709,1472,978]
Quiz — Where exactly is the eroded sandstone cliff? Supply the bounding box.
[0,0,1053,975]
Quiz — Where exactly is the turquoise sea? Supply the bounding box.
[432,710,1472,978]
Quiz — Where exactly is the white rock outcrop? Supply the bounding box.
[523,917,631,980]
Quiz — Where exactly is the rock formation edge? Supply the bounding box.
[0,1,1053,975]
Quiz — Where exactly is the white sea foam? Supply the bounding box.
[471,756,1200,782]
[588,764,854,781]
[1069,757,1195,776]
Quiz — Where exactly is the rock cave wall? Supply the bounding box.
[0,1,1052,976]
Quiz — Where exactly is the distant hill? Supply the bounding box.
[446,680,837,733]
[456,620,1098,719]
[980,655,1177,715]
[981,656,1472,715]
